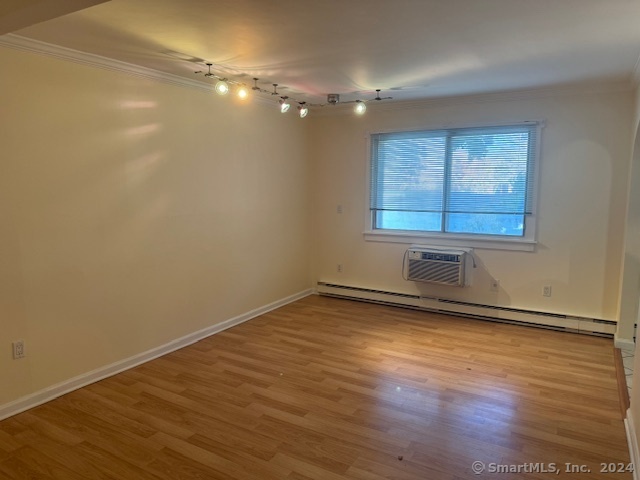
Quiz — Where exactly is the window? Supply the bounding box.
[369,123,539,243]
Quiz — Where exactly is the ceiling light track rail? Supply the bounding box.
[194,62,392,118]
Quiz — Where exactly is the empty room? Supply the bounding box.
[2,1,640,478]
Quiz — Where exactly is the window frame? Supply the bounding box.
[364,121,543,252]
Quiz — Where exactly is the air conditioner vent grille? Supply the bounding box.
[408,259,462,286]
[405,246,472,287]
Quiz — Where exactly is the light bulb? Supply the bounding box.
[354,101,367,115]
[237,86,249,99]
[215,80,229,95]
[279,98,290,113]
[298,104,309,118]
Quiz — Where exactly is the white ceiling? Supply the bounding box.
[8,0,640,104]
[0,0,108,35]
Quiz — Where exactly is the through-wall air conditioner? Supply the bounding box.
[404,246,473,287]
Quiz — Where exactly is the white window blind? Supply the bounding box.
[370,123,538,237]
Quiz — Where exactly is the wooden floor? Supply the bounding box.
[0,295,632,479]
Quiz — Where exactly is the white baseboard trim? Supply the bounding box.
[616,334,636,351]
[317,282,616,336]
[625,409,640,480]
[0,288,313,421]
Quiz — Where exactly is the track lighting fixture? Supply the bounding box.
[372,89,392,102]
[215,79,229,95]
[279,97,291,113]
[195,62,394,118]
[237,85,249,99]
[298,102,309,118]
[199,63,215,78]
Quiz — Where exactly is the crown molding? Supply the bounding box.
[0,34,278,107]
[311,81,635,117]
[0,34,216,92]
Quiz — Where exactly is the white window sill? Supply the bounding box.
[363,230,536,252]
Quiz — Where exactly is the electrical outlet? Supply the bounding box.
[12,340,25,359]
[336,205,343,214]
[543,285,552,297]
[337,264,343,273]
[490,279,500,292]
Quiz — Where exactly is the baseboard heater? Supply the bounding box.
[316,282,616,337]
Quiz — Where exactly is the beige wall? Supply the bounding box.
[309,90,632,321]
[0,46,311,405]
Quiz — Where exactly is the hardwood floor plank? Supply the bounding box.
[0,295,631,479]
[151,431,290,480]
[4,446,92,480]
[0,427,26,453]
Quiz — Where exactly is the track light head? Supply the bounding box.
[215,79,229,95]
[298,102,309,118]
[237,85,249,99]
[354,100,367,115]
[279,96,290,113]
